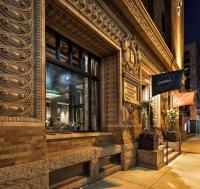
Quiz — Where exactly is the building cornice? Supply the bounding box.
[61,0,126,48]
[54,0,179,71]
[140,52,161,75]
[113,0,179,71]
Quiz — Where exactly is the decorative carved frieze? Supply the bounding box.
[140,52,161,75]
[160,93,168,127]
[121,0,178,70]
[0,0,44,123]
[152,95,161,128]
[121,35,141,126]
[66,0,125,45]
[46,0,114,56]
[121,35,140,81]
[103,54,118,124]
[122,101,141,126]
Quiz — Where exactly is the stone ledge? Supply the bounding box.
[95,145,122,158]
[46,132,112,141]
[0,142,137,188]
[48,147,96,172]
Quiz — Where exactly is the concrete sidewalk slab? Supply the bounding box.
[84,135,200,189]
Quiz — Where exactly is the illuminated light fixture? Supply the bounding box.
[46,90,61,99]
[177,0,182,16]
[46,93,61,99]
[64,76,69,81]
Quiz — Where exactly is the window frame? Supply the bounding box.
[45,27,101,132]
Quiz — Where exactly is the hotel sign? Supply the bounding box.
[123,75,140,104]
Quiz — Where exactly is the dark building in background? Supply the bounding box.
[184,42,200,133]
[142,0,183,61]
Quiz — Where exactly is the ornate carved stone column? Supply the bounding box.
[121,35,142,136]
[0,0,45,125]
[101,35,142,170]
[0,0,46,168]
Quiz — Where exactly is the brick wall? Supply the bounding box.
[0,127,46,168]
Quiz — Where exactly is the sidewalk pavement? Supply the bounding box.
[84,135,200,189]
[182,134,200,153]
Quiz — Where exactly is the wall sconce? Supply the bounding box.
[177,0,183,16]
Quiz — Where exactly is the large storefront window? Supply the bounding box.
[46,28,100,131]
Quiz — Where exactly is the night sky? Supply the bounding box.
[185,0,200,45]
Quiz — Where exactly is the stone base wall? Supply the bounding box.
[0,126,46,169]
[47,134,112,154]
[103,126,136,144]
[0,159,48,189]
[121,143,137,170]
[4,175,48,189]
[0,141,137,189]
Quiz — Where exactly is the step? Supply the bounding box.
[164,151,179,163]
[164,148,173,155]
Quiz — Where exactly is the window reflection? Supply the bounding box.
[45,29,100,132]
[60,40,69,64]
[46,64,89,131]
[91,80,98,130]
[72,46,80,68]
[91,58,98,76]
[82,52,89,73]
[46,32,56,59]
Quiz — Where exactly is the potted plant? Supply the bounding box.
[138,102,158,150]
[166,108,178,142]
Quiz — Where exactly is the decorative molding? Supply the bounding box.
[46,0,114,56]
[122,101,141,125]
[177,0,183,16]
[55,0,179,72]
[65,0,126,46]
[120,35,141,126]
[118,0,179,70]
[103,54,118,124]
[121,35,140,81]
[152,95,160,128]
[140,52,161,75]
[0,0,44,124]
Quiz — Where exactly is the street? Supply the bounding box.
[84,135,200,189]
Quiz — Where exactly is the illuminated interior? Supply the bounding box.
[45,29,99,131]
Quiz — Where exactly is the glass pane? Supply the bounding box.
[72,46,80,67]
[91,58,98,76]
[46,32,56,59]
[46,32,56,47]
[46,48,56,59]
[60,40,69,64]
[82,53,89,72]
[46,63,89,131]
[91,80,98,130]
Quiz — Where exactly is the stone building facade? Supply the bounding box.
[0,0,184,188]
[184,42,200,133]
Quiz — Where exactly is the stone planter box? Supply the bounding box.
[137,148,165,170]
[138,133,158,150]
